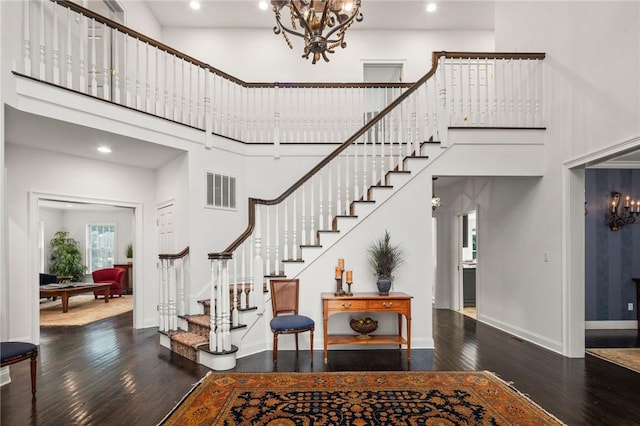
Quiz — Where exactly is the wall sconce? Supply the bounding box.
[609,191,639,231]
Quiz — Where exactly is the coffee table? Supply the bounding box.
[39,283,111,313]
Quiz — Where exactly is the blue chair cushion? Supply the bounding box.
[270,315,314,332]
[1,342,37,363]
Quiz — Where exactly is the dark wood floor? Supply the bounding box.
[1,309,639,425]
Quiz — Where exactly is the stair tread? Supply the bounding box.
[169,331,208,348]
[185,314,211,327]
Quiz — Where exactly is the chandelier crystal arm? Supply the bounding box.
[270,0,363,63]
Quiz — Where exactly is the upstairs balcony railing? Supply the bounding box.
[14,0,545,356]
[17,0,543,152]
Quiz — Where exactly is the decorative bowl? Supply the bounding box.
[349,317,378,339]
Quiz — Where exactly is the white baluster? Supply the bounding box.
[241,242,247,310]
[135,39,142,109]
[274,204,280,274]
[292,193,298,259]
[52,5,59,84]
[210,260,221,350]
[232,254,238,327]
[113,29,120,103]
[188,64,194,126]
[283,199,289,259]
[79,12,86,93]
[328,168,333,218]
[39,0,45,80]
[265,205,271,274]
[90,19,97,96]
[65,8,72,88]
[301,183,307,246]
[168,259,177,331]
[249,238,255,309]
[274,85,280,158]
[101,23,109,100]
[204,70,213,148]
[310,179,316,244]
[251,208,261,308]
[345,147,350,214]
[354,132,360,201]
[164,54,169,118]
[160,259,168,332]
[171,55,177,120]
[318,172,325,230]
[181,59,187,123]
[179,256,186,317]
[222,258,231,351]
[145,43,151,111]
[336,157,342,215]
[155,46,160,114]
[23,0,31,75]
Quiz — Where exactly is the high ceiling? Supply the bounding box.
[143,1,495,31]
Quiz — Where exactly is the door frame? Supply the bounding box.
[29,191,143,344]
[456,207,478,314]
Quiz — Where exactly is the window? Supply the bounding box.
[87,224,116,272]
[206,171,237,209]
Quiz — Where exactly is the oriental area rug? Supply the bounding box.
[160,371,565,425]
[587,348,640,374]
[40,294,133,326]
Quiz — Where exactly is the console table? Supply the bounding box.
[322,292,412,362]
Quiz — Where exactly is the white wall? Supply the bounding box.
[292,167,434,350]
[161,28,494,82]
[121,0,163,41]
[5,144,158,342]
[434,176,563,352]
[495,1,640,159]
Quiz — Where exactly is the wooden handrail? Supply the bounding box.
[159,247,190,260]
[52,0,412,89]
[208,50,546,258]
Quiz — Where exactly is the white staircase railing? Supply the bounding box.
[158,247,190,333]
[208,51,546,356]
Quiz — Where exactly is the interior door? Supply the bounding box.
[157,202,175,254]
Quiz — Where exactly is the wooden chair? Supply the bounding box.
[1,342,38,400]
[269,278,314,363]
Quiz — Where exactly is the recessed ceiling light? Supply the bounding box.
[190,1,201,10]
[426,2,437,13]
[66,204,74,208]
[97,146,112,153]
[258,1,269,11]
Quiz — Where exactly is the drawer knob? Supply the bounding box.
[342,302,352,308]
[383,302,393,308]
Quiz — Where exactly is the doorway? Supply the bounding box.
[31,193,140,342]
[458,210,477,319]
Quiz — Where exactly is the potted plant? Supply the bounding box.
[366,230,404,295]
[125,243,133,261]
[49,231,86,282]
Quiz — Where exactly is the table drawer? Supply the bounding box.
[367,299,408,312]
[326,299,368,311]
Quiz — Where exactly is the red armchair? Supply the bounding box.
[93,267,126,299]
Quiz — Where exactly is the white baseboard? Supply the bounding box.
[0,366,11,387]
[585,320,637,330]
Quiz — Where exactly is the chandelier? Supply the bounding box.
[608,191,639,231]
[270,0,363,64]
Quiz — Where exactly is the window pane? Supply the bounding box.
[222,175,229,208]
[230,177,236,209]
[88,224,116,272]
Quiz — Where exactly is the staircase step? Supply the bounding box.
[385,170,411,186]
[185,314,211,336]
[332,215,359,232]
[169,331,208,362]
